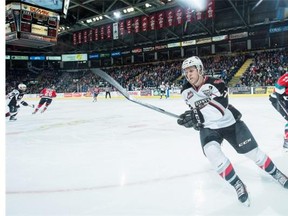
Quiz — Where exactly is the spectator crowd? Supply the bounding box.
[6,49,288,94]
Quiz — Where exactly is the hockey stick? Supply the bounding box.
[91,68,180,118]
[27,104,35,108]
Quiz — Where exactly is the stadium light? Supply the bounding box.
[113,11,121,19]
[176,0,208,11]
[145,3,152,8]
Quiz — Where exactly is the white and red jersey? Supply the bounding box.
[39,88,57,99]
[181,76,235,129]
[275,73,288,96]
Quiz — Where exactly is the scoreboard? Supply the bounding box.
[6,2,60,48]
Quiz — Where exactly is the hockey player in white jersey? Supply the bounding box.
[177,56,288,206]
[159,82,166,99]
[6,83,34,121]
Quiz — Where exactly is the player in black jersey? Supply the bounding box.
[6,83,34,121]
[177,56,288,206]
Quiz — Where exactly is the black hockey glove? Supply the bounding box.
[20,101,34,108]
[177,109,204,130]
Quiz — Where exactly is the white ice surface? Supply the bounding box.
[6,96,288,215]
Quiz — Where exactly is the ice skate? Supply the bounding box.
[9,116,17,121]
[233,179,250,207]
[272,169,288,189]
[32,109,38,114]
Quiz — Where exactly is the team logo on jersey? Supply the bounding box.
[195,98,211,109]
[202,88,212,97]
[187,91,193,100]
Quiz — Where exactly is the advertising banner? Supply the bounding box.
[253,86,267,94]
[229,87,251,94]
[30,56,45,60]
[140,89,152,96]
[168,42,181,48]
[121,50,130,55]
[143,46,155,52]
[229,32,248,40]
[266,86,275,95]
[155,45,168,50]
[46,56,61,60]
[181,40,196,46]
[196,37,212,44]
[212,35,228,42]
[111,51,121,57]
[62,54,87,62]
[11,56,29,60]
[132,48,142,53]
[89,54,99,59]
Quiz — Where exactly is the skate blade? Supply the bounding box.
[242,198,251,207]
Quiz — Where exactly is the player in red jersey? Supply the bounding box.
[32,85,57,114]
[90,86,100,102]
[269,72,288,151]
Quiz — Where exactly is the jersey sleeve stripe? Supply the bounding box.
[275,83,285,94]
[209,100,225,116]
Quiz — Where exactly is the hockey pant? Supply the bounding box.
[201,121,276,182]
[8,105,18,118]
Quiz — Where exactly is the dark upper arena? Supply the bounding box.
[5,0,288,93]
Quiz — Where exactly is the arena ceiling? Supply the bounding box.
[6,0,287,55]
